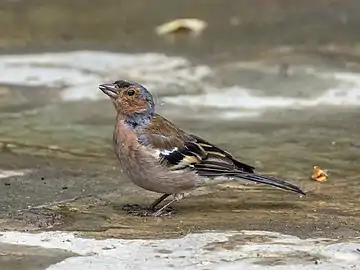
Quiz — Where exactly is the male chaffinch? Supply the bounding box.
[99,80,305,217]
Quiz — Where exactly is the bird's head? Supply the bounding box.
[99,80,155,117]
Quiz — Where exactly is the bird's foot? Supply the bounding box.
[152,193,184,217]
[121,203,176,217]
[151,206,176,217]
[121,204,150,216]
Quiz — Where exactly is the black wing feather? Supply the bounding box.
[190,135,255,173]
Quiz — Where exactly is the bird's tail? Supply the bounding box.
[234,172,306,195]
[199,169,305,195]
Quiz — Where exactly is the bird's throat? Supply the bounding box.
[124,112,153,129]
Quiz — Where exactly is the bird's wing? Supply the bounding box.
[138,114,305,195]
[138,114,252,171]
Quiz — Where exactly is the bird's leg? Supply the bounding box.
[149,194,171,211]
[152,193,184,217]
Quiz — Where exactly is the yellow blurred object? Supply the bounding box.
[311,166,328,182]
[155,18,207,36]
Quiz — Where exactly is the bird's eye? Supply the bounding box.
[127,89,135,96]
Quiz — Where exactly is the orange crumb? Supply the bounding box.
[311,166,328,182]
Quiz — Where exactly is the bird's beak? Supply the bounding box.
[99,83,118,99]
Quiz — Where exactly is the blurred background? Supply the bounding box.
[0,0,360,238]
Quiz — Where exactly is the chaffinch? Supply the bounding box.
[99,80,305,217]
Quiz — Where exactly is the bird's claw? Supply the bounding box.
[152,206,176,217]
[121,203,176,217]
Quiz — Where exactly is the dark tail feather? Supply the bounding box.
[198,170,305,195]
[235,172,306,195]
